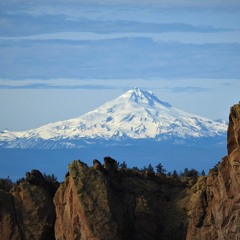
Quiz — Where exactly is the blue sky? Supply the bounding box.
[0,0,240,131]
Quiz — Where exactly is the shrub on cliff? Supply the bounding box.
[118,161,127,169]
[43,173,58,184]
[0,177,14,192]
[172,170,179,178]
[132,166,140,171]
[181,168,199,178]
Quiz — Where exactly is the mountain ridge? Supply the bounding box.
[0,88,227,149]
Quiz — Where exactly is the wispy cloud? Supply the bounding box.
[0,14,232,37]
[2,31,239,45]
[1,1,239,80]
[0,83,117,90]
[1,38,239,80]
[164,86,212,93]
[222,82,233,87]
[0,78,218,93]
[4,0,240,9]
[0,0,239,132]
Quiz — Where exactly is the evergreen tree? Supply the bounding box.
[156,163,166,174]
[147,164,154,173]
[141,166,148,172]
[172,170,179,178]
[119,161,127,169]
[132,166,139,171]
[183,168,189,177]
[188,169,199,178]
[213,162,220,172]
[0,177,14,192]
[182,168,199,178]
[43,173,58,183]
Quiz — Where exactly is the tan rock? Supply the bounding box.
[54,160,191,240]
[0,190,21,240]
[187,103,240,240]
[12,182,56,240]
[93,159,103,171]
[54,160,119,240]
[3,103,240,240]
[0,170,56,240]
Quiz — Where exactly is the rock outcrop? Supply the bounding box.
[0,170,57,240]
[54,158,190,240]
[187,103,240,239]
[0,190,22,240]
[1,103,240,240]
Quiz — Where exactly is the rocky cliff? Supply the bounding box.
[0,170,58,240]
[0,103,240,240]
[187,103,240,239]
[54,158,190,240]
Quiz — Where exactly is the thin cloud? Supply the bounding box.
[5,0,240,9]
[2,31,239,45]
[0,83,117,90]
[0,15,232,38]
[1,39,239,80]
[222,82,233,87]
[163,86,212,93]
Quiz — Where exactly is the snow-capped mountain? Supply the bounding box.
[0,88,227,149]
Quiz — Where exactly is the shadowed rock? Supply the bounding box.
[104,156,118,171]
[93,159,103,170]
[1,103,240,240]
[0,170,57,240]
[54,160,190,240]
[0,190,22,240]
[187,103,240,239]
[26,169,45,186]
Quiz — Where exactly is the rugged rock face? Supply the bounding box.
[0,170,57,240]
[1,103,240,240]
[54,158,190,240]
[0,190,21,240]
[187,103,240,239]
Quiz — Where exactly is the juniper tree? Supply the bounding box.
[156,163,166,174]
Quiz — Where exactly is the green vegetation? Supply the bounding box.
[69,160,81,177]
[0,157,209,191]
[119,160,205,179]
[118,161,127,169]
[43,173,58,184]
[132,166,140,171]
[0,177,14,192]
[180,168,199,178]
[0,171,58,193]
[201,170,206,176]
[155,163,166,174]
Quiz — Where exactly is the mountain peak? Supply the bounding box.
[124,88,172,108]
[0,88,227,148]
